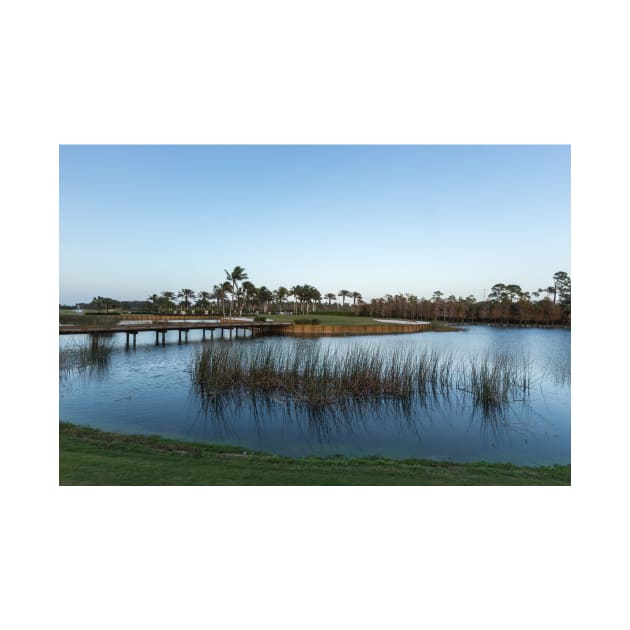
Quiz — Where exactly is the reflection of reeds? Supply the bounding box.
[192,343,531,413]
[458,352,531,414]
[59,335,114,379]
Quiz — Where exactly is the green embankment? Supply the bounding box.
[59,423,570,486]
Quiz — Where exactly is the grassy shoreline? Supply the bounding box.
[59,422,570,486]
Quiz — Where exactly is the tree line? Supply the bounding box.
[70,267,570,326]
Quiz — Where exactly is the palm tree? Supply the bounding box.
[351,291,362,307]
[325,292,336,307]
[289,286,300,315]
[241,281,257,315]
[147,294,160,313]
[196,291,213,314]
[299,285,320,313]
[213,283,231,317]
[274,286,288,314]
[308,286,322,313]
[177,289,196,314]
[224,266,248,317]
[257,286,273,313]
[161,291,176,314]
[100,297,116,313]
[338,289,351,309]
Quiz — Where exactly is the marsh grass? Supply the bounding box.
[59,335,115,379]
[458,351,532,414]
[192,343,532,414]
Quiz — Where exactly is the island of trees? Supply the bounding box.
[64,268,570,327]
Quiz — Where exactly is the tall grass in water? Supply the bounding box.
[192,343,531,412]
[59,335,115,380]
[458,351,531,414]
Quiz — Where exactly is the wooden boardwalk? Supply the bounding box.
[59,317,433,347]
[59,319,291,347]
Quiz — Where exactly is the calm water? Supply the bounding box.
[59,326,570,465]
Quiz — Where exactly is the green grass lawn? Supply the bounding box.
[60,423,570,486]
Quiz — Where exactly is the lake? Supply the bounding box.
[59,325,570,465]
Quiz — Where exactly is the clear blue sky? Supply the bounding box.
[59,145,570,305]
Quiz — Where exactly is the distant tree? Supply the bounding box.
[305,285,322,313]
[101,297,119,313]
[213,283,231,316]
[161,291,176,314]
[289,286,300,314]
[553,271,571,305]
[224,266,248,317]
[91,296,104,311]
[177,289,196,314]
[241,281,257,315]
[147,294,161,313]
[273,286,289,314]
[257,286,273,313]
[431,290,444,320]
[338,289,351,308]
[505,284,523,303]
[465,295,477,323]
[407,294,419,319]
[488,284,508,303]
[196,291,213,313]
[325,292,337,306]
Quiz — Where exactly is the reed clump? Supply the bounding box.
[59,336,115,379]
[457,351,531,414]
[192,343,531,410]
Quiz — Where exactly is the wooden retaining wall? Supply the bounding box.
[281,323,431,336]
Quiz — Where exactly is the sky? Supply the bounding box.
[59,145,570,305]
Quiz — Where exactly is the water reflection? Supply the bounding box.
[59,326,571,463]
[192,383,532,445]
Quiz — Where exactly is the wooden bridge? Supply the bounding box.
[59,319,291,347]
